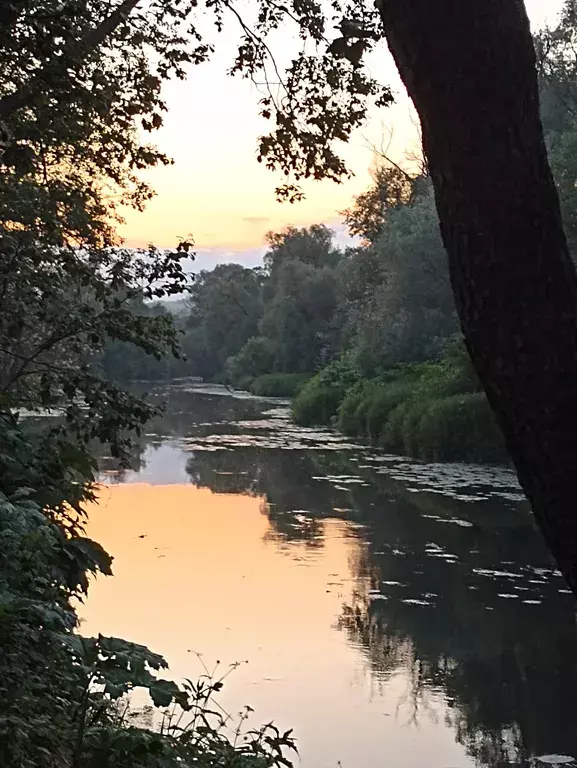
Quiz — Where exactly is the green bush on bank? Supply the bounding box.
[414,392,507,463]
[292,340,508,464]
[250,372,312,397]
[292,382,345,426]
[338,375,417,440]
[292,357,360,426]
[225,336,277,389]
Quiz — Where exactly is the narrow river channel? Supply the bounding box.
[79,382,577,768]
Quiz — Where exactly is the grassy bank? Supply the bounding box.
[249,372,312,398]
[292,341,508,464]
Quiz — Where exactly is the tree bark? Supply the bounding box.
[379,0,577,595]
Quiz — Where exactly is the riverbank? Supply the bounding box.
[290,341,508,465]
[225,339,508,466]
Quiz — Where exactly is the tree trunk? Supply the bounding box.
[379,0,577,595]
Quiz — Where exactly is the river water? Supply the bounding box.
[80,383,577,768]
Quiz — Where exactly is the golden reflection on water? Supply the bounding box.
[80,483,470,768]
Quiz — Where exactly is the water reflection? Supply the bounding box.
[93,383,577,768]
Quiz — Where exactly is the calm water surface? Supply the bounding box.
[80,383,577,768]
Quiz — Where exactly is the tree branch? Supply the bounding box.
[0,0,141,121]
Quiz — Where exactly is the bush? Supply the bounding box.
[292,356,361,426]
[250,372,312,397]
[225,337,276,387]
[338,387,366,435]
[292,383,346,426]
[414,392,507,463]
[337,372,419,441]
[414,338,481,399]
[379,401,412,454]
[365,381,416,440]
[294,343,507,465]
[236,374,256,392]
[399,398,432,456]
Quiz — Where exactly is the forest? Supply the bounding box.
[1,0,577,766]
[101,15,577,466]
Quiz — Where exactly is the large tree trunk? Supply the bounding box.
[378,0,577,595]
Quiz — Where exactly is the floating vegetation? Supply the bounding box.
[401,598,433,606]
[422,514,474,527]
[473,568,523,579]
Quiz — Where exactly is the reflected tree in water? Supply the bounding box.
[109,388,577,766]
[337,487,577,767]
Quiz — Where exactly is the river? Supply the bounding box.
[79,382,577,768]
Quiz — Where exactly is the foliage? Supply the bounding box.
[250,372,312,397]
[536,4,577,253]
[175,227,345,385]
[263,225,341,272]
[0,0,394,207]
[338,178,459,376]
[98,300,192,384]
[414,392,507,464]
[226,337,277,389]
[338,376,414,440]
[260,260,340,373]
[292,356,360,426]
[291,383,344,426]
[185,265,265,381]
[6,1,577,759]
[0,411,298,767]
[294,340,507,463]
[341,162,416,244]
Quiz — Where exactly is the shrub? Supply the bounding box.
[295,342,507,465]
[365,381,415,440]
[250,372,312,397]
[379,401,412,454]
[225,337,276,387]
[337,372,419,442]
[414,392,507,463]
[292,355,361,426]
[338,387,366,435]
[394,399,429,456]
[292,383,346,426]
[236,374,256,392]
[414,338,481,400]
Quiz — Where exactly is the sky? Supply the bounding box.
[120,0,565,271]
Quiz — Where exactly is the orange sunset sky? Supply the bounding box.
[120,0,564,269]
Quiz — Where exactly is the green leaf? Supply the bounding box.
[149,679,181,708]
[66,537,113,576]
